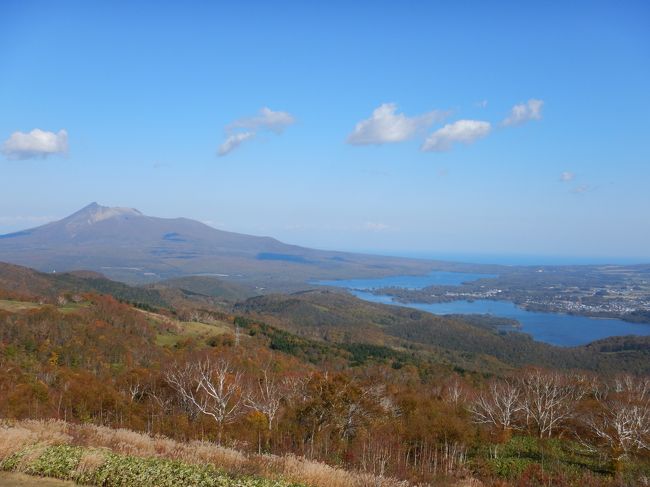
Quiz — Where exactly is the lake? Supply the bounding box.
[315,272,650,347]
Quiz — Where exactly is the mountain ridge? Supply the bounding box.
[0,203,461,287]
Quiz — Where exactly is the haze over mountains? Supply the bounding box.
[0,203,456,288]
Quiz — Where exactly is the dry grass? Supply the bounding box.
[268,454,411,487]
[0,471,77,486]
[0,425,37,461]
[0,420,71,463]
[0,299,42,313]
[73,449,106,478]
[0,419,417,487]
[71,424,248,472]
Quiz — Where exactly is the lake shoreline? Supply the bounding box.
[314,271,650,348]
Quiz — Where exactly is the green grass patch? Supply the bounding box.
[25,445,82,479]
[2,444,304,487]
[156,320,232,348]
[58,302,90,314]
[474,435,613,480]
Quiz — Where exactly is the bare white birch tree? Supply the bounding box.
[245,368,283,432]
[519,369,583,438]
[166,358,244,444]
[583,375,650,461]
[468,379,522,431]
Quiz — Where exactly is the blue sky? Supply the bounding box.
[1,1,649,262]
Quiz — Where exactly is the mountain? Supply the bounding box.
[0,203,456,287]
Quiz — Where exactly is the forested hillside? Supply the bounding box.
[236,291,650,374]
[0,263,648,486]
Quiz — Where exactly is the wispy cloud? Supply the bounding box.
[2,129,68,160]
[502,99,544,126]
[218,108,295,157]
[476,100,488,108]
[227,107,295,134]
[218,132,255,157]
[347,103,448,145]
[421,120,491,152]
[363,221,390,232]
[559,171,575,182]
[571,184,591,194]
[559,171,591,194]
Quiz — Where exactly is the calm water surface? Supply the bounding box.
[316,272,650,347]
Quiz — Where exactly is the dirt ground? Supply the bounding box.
[0,473,78,486]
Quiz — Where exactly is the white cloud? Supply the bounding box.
[560,171,575,182]
[218,107,295,157]
[228,107,295,134]
[347,103,448,145]
[421,119,491,152]
[476,100,488,108]
[218,132,255,157]
[2,129,68,160]
[502,99,544,126]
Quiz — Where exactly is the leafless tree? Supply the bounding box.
[164,362,198,418]
[443,377,466,407]
[468,379,522,431]
[120,372,147,403]
[245,368,283,431]
[614,374,650,401]
[582,375,650,461]
[166,358,244,443]
[519,369,583,438]
[234,323,241,346]
[282,375,310,406]
[587,401,650,460]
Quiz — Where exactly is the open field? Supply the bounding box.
[0,299,42,312]
[155,320,232,347]
[0,299,89,314]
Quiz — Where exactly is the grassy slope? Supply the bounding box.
[155,320,232,347]
[0,421,405,487]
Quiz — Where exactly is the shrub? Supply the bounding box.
[25,445,82,479]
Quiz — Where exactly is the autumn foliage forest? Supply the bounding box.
[0,265,649,486]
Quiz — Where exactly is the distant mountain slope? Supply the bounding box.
[0,203,454,286]
[0,261,168,309]
[153,275,257,302]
